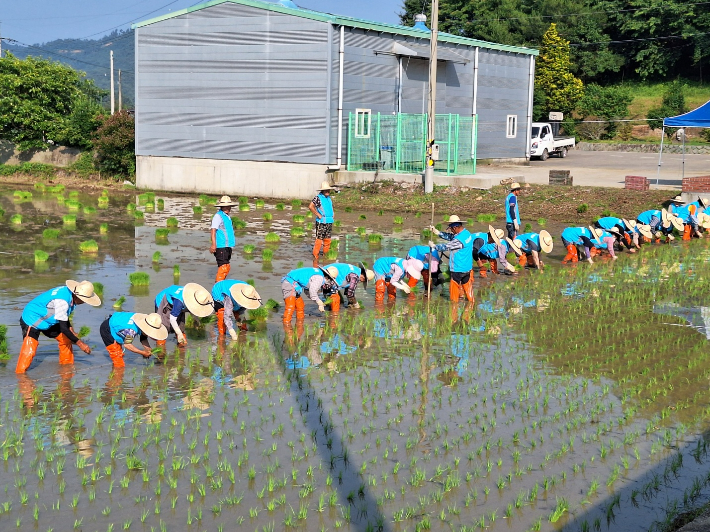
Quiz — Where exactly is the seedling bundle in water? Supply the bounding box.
[43,228,60,239]
[129,272,150,286]
[264,232,280,243]
[79,240,99,253]
[34,250,49,262]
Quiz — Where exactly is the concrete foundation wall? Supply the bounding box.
[0,141,81,167]
[136,155,331,199]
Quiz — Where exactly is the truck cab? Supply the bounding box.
[530,122,575,160]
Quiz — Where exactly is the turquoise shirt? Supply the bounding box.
[22,286,75,330]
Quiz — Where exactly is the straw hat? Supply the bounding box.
[402,258,424,280]
[446,215,466,226]
[65,280,101,306]
[133,313,168,341]
[606,226,621,235]
[358,262,375,289]
[671,195,684,204]
[505,237,522,256]
[317,181,334,191]
[318,266,337,283]
[699,197,709,209]
[589,226,604,241]
[215,195,238,207]
[637,224,653,240]
[182,283,215,318]
[661,208,671,229]
[622,219,636,231]
[510,182,521,191]
[489,225,503,245]
[669,214,684,232]
[326,266,340,282]
[229,283,262,310]
[539,230,553,253]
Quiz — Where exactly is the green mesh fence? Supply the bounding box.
[346,113,477,176]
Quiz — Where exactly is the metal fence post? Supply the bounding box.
[395,113,402,173]
[375,113,381,170]
[346,112,352,170]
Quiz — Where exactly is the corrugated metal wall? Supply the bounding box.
[476,50,531,159]
[135,2,332,164]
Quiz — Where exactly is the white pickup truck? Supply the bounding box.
[530,122,576,160]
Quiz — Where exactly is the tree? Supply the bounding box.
[534,24,584,119]
[647,80,687,138]
[576,84,632,138]
[93,111,135,177]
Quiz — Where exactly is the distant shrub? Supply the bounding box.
[93,110,136,177]
[577,203,589,214]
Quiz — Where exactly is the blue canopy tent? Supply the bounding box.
[657,100,710,183]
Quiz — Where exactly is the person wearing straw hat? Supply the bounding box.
[99,312,168,368]
[668,195,685,215]
[430,215,475,302]
[674,197,708,240]
[211,280,262,340]
[514,231,553,269]
[154,283,214,348]
[478,232,522,274]
[637,209,678,243]
[472,226,504,278]
[505,182,522,239]
[324,263,375,311]
[210,195,239,282]
[308,181,337,267]
[405,245,442,289]
[588,226,618,260]
[372,256,424,302]
[594,217,638,253]
[281,266,337,322]
[16,280,101,373]
[560,227,597,264]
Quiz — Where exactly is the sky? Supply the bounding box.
[1,0,406,45]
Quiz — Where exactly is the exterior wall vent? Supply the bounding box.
[413,14,429,31]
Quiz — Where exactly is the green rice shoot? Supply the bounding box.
[10,214,22,225]
[99,223,108,234]
[239,196,249,204]
[134,210,145,220]
[265,232,280,243]
[83,206,96,214]
[477,213,497,223]
[248,307,269,320]
[275,203,285,210]
[77,326,91,338]
[368,233,383,244]
[93,282,104,296]
[263,213,273,222]
[173,265,180,278]
[262,249,274,262]
[264,298,279,310]
[256,199,265,208]
[198,194,216,205]
[152,251,162,263]
[356,227,366,235]
[293,214,305,223]
[155,228,170,240]
[62,214,76,225]
[66,200,81,211]
[157,199,165,210]
[243,244,255,254]
[126,202,136,211]
[129,272,150,286]
[34,183,46,192]
[291,199,302,209]
[34,250,49,262]
[232,217,247,229]
[42,228,60,239]
[290,227,305,237]
[166,217,179,227]
[79,240,99,253]
[112,296,126,310]
[393,216,404,224]
[239,204,250,212]
[192,205,203,215]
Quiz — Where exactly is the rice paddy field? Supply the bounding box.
[1,185,710,532]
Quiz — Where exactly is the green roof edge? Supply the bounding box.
[131,0,538,56]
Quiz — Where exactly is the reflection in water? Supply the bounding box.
[654,303,710,339]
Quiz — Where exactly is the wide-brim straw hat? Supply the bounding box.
[446,215,466,226]
[325,266,340,282]
[318,266,337,283]
[637,224,653,239]
[699,197,709,209]
[505,237,522,256]
[489,225,502,245]
[229,283,262,310]
[182,283,215,318]
[589,226,604,242]
[66,280,101,306]
[669,214,684,232]
[510,182,521,191]
[671,195,684,204]
[698,213,710,229]
[661,208,671,229]
[402,258,424,280]
[317,181,334,191]
[622,218,636,231]
[539,230,554,253]
[358,262,374,289]
[215,195,239,207]
[134,313,168,341]
[606,226,621,235]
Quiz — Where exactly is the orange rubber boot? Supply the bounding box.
[375,279,386,303]
[562,244,577,264]
[56,333,74,365]
[156,339,166,347]
[449,281,461,302]
[295,297,305,320]
[215,264,230,282]
[518,254,527,267]
[330,293,341,313]
[106,342,125,368]
[407,276,418,288]
[683,225,692,241]
[386,282,397,301]
[217,308,226,335]
[479,265,488,278]
[283,296,296,323]
[15,336,38,374]
[462,277,475,303]
[489,259,499,274]
[312,239,323,266]
[323,238,332,254]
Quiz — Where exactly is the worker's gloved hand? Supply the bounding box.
[392,281,411,294]
[228,329,239,341]
[317,300,326,313]
[514,221,520,231]
[429,226,440,236]
[77,340,91,355]
[142,349,152,358]
[428,240,436,249]
[176,330,187,346]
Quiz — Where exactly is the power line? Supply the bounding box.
[570,31,710,47]
[78,0,183,40]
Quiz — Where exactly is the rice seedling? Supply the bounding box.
[249,307,269,321]
[290,227,305,237]
[145,201,155,212]
[244,244,255,254]
[173,265,180,278]
[66,200,81,211]
[112,296,125,310]
[79,240,99,253]
[256,199,265,208]
[126,202,136,212]
[129,272,150,286]
[359,214,366,220]
[232,218,247,229]
[134,210,145,220]
[193,205,203,215]
[0,325,8,361]
[62,214,76,225]
[10,214,22,225]
[152,251,162,263]
[0,208,4,217]
[344,206,352,212]
[265,232,280,243]
[34,250,49,262]
[393,216,404,224]
[239,204,250,212]
[49,184,64,193]
[93,282,104,296]
[99,223,109,234]
[538,217,547,226]
[199,194,216,205]
[33,183,46,192]
[155,228,170,241]
[263,213,273,222]
[83,206,96,214]
[368,234,382,244]
[477,213,496,223]
[276,203,285,210]
[42,229,60,239]
[293,214,305,223]
[262,249,274,262]
[77,326,91,338]
[13,190,32,200]
[325,249,338,260]
[166,217,179,227]
[157,199,165,210]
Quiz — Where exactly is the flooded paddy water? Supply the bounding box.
[1,184,710,531]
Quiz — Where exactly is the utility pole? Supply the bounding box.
[110,50,115,115]
[424,0,439,194]
[118,69,122,111]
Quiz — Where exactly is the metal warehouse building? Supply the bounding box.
[133,0,537,198]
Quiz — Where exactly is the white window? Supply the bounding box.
[506,115,518,138]
[355,109,371,138]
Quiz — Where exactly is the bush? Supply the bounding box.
[129,272,150,286]
[34,250,49,262]
[79,240,99,253]
[616,122,634,141]
[576,121,608,141]
[68,151,97,177]
[43,228,60,239]
[93,110,135,177]
[577,203,589,214]
[166,217,179,228]
[576,84,632,138]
